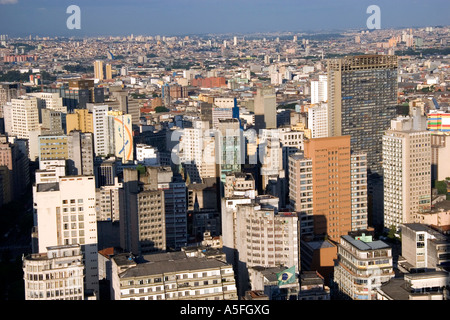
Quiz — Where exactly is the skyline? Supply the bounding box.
[0,0,449,37]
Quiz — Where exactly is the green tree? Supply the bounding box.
[436,180,448,194]
[155,106,169,113]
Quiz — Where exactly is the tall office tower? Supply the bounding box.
[333,233,394,300]
[307,103,329,138]
[28,92,66,113]
[67,131,94,176]
[105,63,113,80]
[221,202,300,297]
[95,177,122,222]
[179,120,216,183]
[120,168,166,255]
[92,104,113,157]
[382,108,431,231]
[22,244,85,300]
[327,55,398,175]
[289,136,354,242]
[431,134,450,182]
[0,135,29,203]
[94,60,104,81]
[254,86,277,131]
[140,166,188,251]
[40,109,64,136]
[350,153,368,231]
[32,175,99,295]
[310,74,327,105]
[66,109,94,134]
[212,97,239,129]
[216,118,243,185]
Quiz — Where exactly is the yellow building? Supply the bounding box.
[38,135,68,161]
[66,109,94,133]
[106,64,113,80]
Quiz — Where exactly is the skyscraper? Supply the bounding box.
[382,108,431,231]
[289,136,359,242]
[94,60,104,81]
[32,175,99,294]
[254,86,277,131]
[327,55,398,175]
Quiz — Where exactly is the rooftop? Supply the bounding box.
[342,235,390,251]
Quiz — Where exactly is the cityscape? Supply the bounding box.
[0,0,449,306]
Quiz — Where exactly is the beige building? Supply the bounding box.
[334,234,394,300]
[32,175,99,295]
[22,244,85,300]
[66,109,94,134]
[382,108,431,230]
[110,251,237,300]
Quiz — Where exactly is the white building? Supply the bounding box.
[22,244,86,300]
[310,74,327,104]
[110,252,237,300]
[307,103,329,138]
[351,153,368,231]
[334,234,394,300]
[32,175,99,295]
[136,144,159,166]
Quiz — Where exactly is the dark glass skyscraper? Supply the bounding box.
[327,55,398,176]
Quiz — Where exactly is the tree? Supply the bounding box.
[387,225,397,240]
[435,180,448,195]
[155,106,169,113]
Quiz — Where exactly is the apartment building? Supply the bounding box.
[333,234,394,300]
[22,244,85,300]
[110,251,237,300]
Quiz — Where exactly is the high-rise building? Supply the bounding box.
[254,86,277,131]
[289,136,360,242]
[221,201,300,297]
[431,134,450,182]
[382,108,431,230]
[94,60,104,81]
[0,82,21,118]
[66,109,94,134]
[3,96,40,141]
[310,74,327,105]
[67,130,94,176]
[105,63,113,80]
[327,55,398,175]
[307,103,329,139]
[216,118,243,185]
[109,111,133,163]
[120,168,166,255]
[32,175,99,295]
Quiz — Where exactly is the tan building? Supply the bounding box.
[66,109,94,133]
[94,60,104,80]
[38,135,68,161]
[289,136,353,242]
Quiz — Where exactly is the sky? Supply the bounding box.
[0,0,449,37]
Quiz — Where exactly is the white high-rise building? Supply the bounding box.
[92,104,112,157]
[307,102,329,138]
[32,175,99,295]
[351,153,368,231]
[136,144,160,166]
[179,120,216,183]
[3,96,39,140]
[310,74,327,105]
[382,108,431,231]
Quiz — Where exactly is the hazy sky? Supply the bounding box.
[0,0,448,37]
